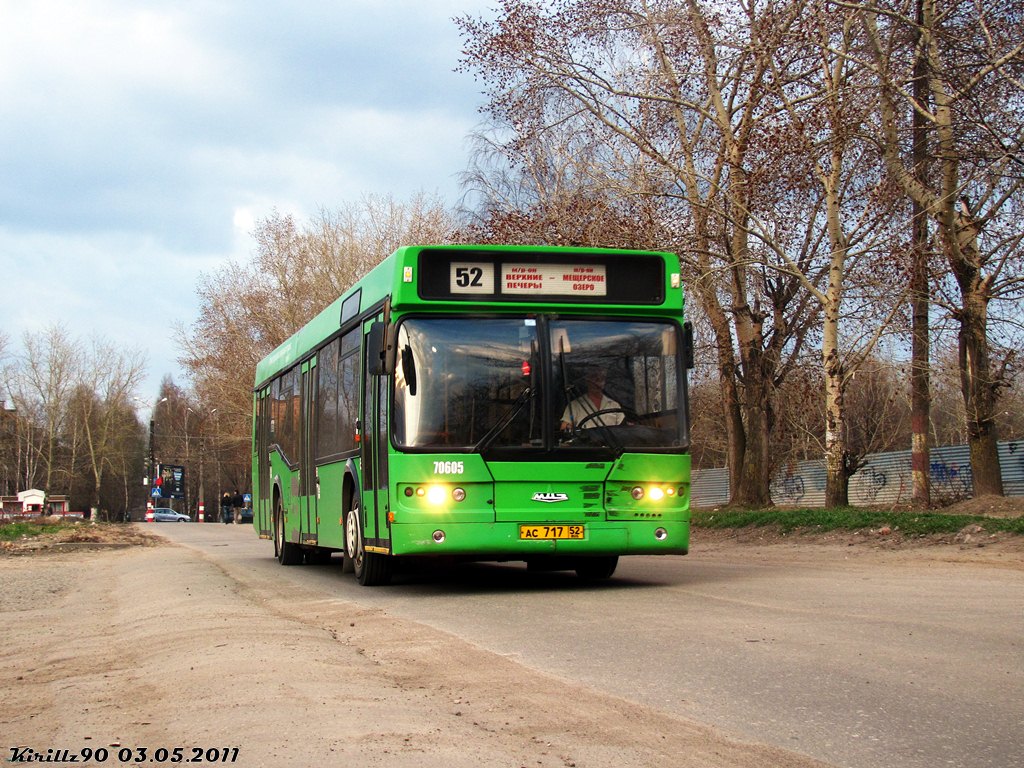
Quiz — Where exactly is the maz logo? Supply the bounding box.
[532,492,569,503]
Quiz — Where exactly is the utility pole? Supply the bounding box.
[140,396,167,519]
[910,0,931,507]
[148,418,156,487]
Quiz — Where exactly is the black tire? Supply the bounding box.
[275,498,302,566]
[345,500,392,586]
[575,556,618,581]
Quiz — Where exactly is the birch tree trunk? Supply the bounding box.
[861,0,1021,497]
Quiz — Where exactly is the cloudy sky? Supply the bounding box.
[0,0,494,402]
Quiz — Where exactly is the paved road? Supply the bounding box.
[151,523,1024,768]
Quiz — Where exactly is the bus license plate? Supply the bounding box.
[519,525,585,540]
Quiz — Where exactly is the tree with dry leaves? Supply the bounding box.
[68,339,147,516]
[15,326,81,494]
[753,0,912,505]
[2,326,147,516]
[855,0,1024,495]
[177,194,460,485]
[459,0,1023,505]
[459,0,871,505]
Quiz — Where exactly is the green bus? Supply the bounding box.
[252,244,693,585]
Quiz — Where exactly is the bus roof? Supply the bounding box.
[254,244,682,388]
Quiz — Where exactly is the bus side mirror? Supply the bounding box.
[682,321,695,370]
[367,322,397,375]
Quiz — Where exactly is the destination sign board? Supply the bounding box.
[420,249,664,305]
[501,264,607,296]
[450,262,607,296]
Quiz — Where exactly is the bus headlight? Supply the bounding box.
[406,485,467,505]
[633,485,673,501]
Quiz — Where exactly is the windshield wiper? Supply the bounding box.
[473,387,533,453]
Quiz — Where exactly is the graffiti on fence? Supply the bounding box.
[696,441,1020,508]
[782,474,805,503]
[1009,442,1023,474]
[856,467,888,503]
[772,466,806,503]
[930,459,972,500]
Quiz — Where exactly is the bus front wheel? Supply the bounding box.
[345,501,392,586]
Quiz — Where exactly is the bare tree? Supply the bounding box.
[1,328,147,515]
[857,0,1024,495]
[177,194,459,485]
[0,332,18,497]
[757,1,909,505]
[68,339,147,517]
[458,0,830,506]
[14,326,81,494]
[778,353,913,467]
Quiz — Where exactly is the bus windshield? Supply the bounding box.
[393,316,687,455]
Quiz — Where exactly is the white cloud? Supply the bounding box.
[0,1,239,96]
[0,225,220,395]
[0,0,494,397]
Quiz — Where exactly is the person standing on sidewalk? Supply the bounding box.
[221,492,233,524]
[231,489,244,524]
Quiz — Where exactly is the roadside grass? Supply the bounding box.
[1,518,158,553]
[692,507,1024,536]
[0,519,81,541]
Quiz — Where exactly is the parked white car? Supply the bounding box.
[151,508,191,522]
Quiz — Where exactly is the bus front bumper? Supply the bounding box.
[388,520,689,558]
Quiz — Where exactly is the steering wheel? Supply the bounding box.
[574,408,628,431]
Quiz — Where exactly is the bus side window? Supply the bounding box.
[338,336,360,453]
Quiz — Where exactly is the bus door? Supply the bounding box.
[300,358,318,544]
[360,317,391,552]
[256,388,271,536]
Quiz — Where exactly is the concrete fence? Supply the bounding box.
[691,440,1024,508]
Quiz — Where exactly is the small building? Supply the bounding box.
[0,490,72,519]
[19,489,45,514]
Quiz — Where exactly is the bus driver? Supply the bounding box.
[560,367,625,431]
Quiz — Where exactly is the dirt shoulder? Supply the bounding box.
[0,518,162,556]
[3,513,1021,767]
[2,534,831,768]
[692,495,1024,569]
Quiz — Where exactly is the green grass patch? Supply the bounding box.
[692,507,1024,536]
[0,520,78,541]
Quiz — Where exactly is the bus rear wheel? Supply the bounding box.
[275,498,302,566]
[345,501,392,586]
